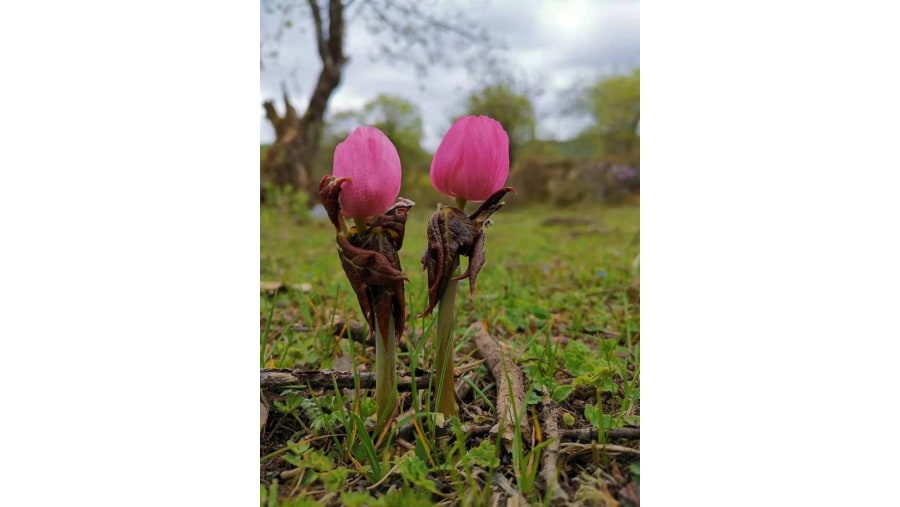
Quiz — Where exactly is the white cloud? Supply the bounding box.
[260,0,639,149]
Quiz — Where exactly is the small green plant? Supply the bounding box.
[584,400,611,431]
[261,182,310,225]
[399,453,438,493]
[298,397,343,434]
[322,466,349,492]
[348,412,383,482]
[279,444,345,493]
[374,487,434,507]
[340,492,375,507]
[463,439,501,469]
[262,480,277,507]
[260,295,277,368]
[502,364,552,500]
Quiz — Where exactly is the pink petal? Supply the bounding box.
[430,116,509,202]
[333,127,402,218]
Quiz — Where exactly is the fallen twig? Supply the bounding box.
[279,467,304,480]
[260,369,429,391]
[560,442,640,456]
[471,322,528,452]
[541,395,568,504]
[396,438,416,452]
[561,427,640,442]
[495,474,530,506]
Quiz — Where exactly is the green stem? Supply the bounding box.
[434,197,466,417]
[353,217,368,234]
[374,309,398,435]
[434,275,459,417]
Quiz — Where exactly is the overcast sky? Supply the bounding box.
[260,0,639,151]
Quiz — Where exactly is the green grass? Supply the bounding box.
[260,199,640,506]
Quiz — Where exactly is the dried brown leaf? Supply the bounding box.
[419,187,516,316]
[318,175,413,343]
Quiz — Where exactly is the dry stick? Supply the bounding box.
[541,396,569,504]
[260,369,429,390]
[471,322,528,451]
[495,474,530,506]
[559,442,640,456]
[392,417,640,444]
[279,467,304,480]
[561,427,640,442]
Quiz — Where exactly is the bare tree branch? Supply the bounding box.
[261,0,499,193]
[381,0,481,40]
[561,427,640,443]
[327,0,345,66]
[308,0,328,64]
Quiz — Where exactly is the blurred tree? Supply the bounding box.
[260,0,497,200]
[462,84,536,166]
[581,69,640,164]
[356,95,424,150]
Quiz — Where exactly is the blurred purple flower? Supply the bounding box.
[610,164,638,181]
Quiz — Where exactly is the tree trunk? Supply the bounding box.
[261,0,346,202]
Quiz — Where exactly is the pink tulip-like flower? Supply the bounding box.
[430,115,510,202]
[333,126,402,219]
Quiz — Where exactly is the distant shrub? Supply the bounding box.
[508,157,639,206]
[593,162,640,204]
[260,182,309,224]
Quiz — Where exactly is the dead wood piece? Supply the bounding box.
[260,369,429,391]
[561,427,640,443]
[260,400,269,430]
[396,438,416,452]
[279,467,304,480]
[495,474,530,507]
[618,482,640,507]
[541,397,568,504]
[560,442,640,457]
[471,322,528,452]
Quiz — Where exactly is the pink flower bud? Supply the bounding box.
[430,115,510,202]
[333,126,402,219]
